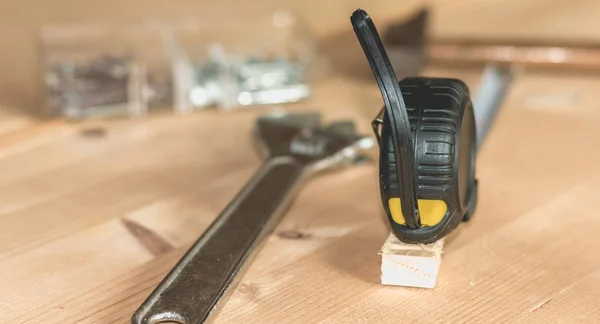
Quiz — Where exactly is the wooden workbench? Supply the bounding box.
[3,2,600,323]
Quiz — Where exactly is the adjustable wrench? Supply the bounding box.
[132,113,374,324]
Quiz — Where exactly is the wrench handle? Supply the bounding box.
[132,157,306,324]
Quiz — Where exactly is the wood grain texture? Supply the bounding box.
[3,1,600,323]
[3,71,600,323]
[380,234,445,289]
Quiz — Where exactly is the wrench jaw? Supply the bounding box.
[306,128,376,172]
[254,113,322,159]
[254,113,376,170]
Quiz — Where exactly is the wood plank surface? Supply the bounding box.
[3,1,600,323]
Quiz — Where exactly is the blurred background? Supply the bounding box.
[1,0,600,119]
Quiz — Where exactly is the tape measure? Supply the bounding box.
[352,9,478,244]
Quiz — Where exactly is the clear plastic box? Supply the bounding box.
[40,24,172,119]
[169,11,317,113]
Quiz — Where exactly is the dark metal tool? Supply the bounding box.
[131,113,374,324]
[472,65,513,145]
[384,8,600,75]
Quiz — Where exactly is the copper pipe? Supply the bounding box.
[428,41,600,70]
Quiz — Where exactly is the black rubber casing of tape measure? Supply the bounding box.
[351,8,478,244]
[377,77,478,244]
